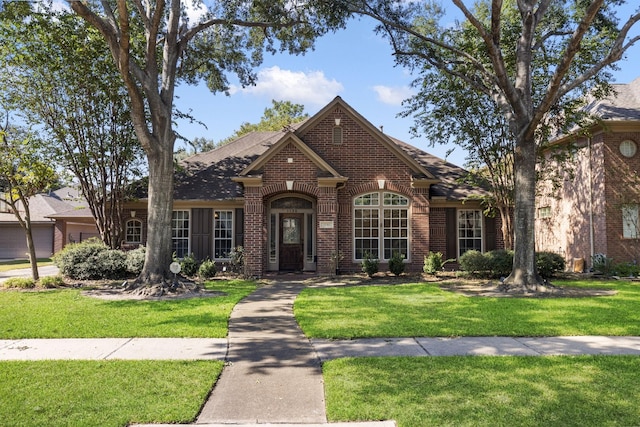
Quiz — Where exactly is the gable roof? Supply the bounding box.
[0,187,93,224]
[583,77,640,121]
[238,131,345,180]
[296,97,437,182]
[140,97,490,202]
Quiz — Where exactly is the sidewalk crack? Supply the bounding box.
[103,338,134,359]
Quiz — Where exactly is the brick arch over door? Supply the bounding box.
[260,182,320,199]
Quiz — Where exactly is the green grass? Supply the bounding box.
[0,258,53,272]
[0,279,256,338]
[296,279,640,338]
[324,356,640,427]
[0,360,223,427]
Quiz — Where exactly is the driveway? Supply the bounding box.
[0,265,59,283]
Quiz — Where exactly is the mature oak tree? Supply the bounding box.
[68,0,350,284]
[352,0,640,290]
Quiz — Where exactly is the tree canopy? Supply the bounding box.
[0,2,145,249]
[0,124,57,280]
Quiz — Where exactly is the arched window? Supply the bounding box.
[125,219,143,244]
[353,192,409,261]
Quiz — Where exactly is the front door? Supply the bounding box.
[279,213,304,271]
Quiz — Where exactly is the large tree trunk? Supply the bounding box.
[137,143,175,285]
[504,133,545,290]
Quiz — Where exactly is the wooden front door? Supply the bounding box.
[279,213,304,271]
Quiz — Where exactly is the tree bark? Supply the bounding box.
[136,138,175,285]
[498,205,513,250]
[504,132,544,289]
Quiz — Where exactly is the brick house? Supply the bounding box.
[536,77,640,270]
[127,97,504,276]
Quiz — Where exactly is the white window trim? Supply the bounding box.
[172,210,191,258]
[353,191,410,262]
[124,218,143,244]
[622,204,639,239]
[457,209,483,257]
[214,210,234,260]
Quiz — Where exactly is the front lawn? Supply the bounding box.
[324,355,640,427]
[0,279,256,338]
[0,360,222,427]
[295,279,640,338]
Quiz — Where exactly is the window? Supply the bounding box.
[458,210,483,256]
[172,210,190,258]
[538,206,552,219]
[620,140,637,158]
[124,219,142,244]
[333,126,343,145]
[354,192,409,260]
[622,205,639,238]
[214,210,233,259]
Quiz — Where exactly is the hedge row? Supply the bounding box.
[459,249,565,279]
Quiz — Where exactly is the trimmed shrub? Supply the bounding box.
[613,262,640,278]
[228,246,245,273]
[39,275,65,288]
[198,259,217,279]
[96,249,128,279]
[179,253,199,277]
[53,238,109,279]
[535,251,566,279]
[388,252,405,276]
[486,249,514,277]
[125,246,146,275]
[3,277,35,289]
[361,251,379,277]
[459,250,490,277]
[424,251,444,275]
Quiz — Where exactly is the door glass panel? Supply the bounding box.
[283,218,300,244]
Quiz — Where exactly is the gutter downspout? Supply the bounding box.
[588,137,595,269]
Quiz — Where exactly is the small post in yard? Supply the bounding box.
[169,261,181,289]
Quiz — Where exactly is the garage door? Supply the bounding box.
[0,224,54,259]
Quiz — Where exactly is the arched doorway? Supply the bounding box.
[267,195,316,272]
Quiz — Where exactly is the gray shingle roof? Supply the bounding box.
[164,130,486,202]
[584,77,640,121]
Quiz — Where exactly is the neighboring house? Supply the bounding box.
[0,187,98,259]
[129,97,504,276]
[536,77,640,270]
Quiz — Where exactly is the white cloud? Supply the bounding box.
[372,85,415,106]
[229,66,343,106]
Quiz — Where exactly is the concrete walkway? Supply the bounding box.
[197,282,327,424]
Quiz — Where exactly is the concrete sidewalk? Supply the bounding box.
[2,335,640,361]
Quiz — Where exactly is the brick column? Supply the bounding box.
[243,188,265,278]
[411,189,430,272]
[317,186,338,274]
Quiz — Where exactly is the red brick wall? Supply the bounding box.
[602,131,640,263]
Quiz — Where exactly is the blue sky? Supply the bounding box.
[173,5,640,168]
